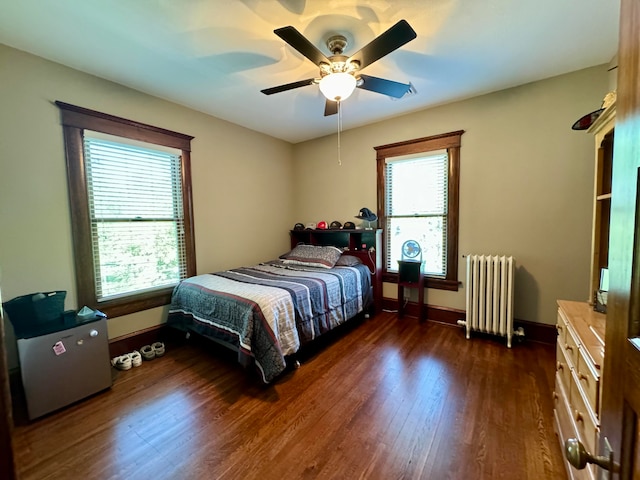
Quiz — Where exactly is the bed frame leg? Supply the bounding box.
[287,355,301,370]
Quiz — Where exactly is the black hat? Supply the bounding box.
[329,220,342,229]
[343,221,356,229]
[355,208,377,222]
[293,223,305,231]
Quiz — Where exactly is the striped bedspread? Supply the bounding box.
[167,261,371,383]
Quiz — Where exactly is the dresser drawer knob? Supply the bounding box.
[578,372,589,383]
[565,344,573,352]
[556,361,564,371]
[574,410,584,423]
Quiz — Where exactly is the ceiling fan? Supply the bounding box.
[261,20,417,116]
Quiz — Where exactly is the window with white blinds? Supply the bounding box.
[58,101,195,317]
[376,130,463,291]
[385,150,448,276]
[84,135,187,301]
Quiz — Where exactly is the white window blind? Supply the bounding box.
[84,135,187,300]
[385,150,448,276]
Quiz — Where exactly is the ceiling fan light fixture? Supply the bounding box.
[319,72,357,102]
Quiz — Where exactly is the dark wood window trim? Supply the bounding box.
[375,130,464,291]
[56,101,197,318]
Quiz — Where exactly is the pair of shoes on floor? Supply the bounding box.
[130,350,142,367]
[111,350,143,370]
[140,342,165,360]
[111,354,131,371]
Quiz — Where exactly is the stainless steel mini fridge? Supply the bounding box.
[17,317,112,419]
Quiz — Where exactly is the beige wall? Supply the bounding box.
[0,44,295,368]
[292,65,610,327]
[0,42,610,370]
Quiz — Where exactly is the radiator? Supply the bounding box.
[458,254,521,348]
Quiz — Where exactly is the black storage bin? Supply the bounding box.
[3,291,66,338]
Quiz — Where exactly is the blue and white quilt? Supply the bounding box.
[168,261,371,383]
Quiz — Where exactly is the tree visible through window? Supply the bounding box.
[376,130,463,291]
[57,102,196,317]
[84,135,186,299]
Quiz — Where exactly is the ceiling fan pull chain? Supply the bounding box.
[337,100,342,166]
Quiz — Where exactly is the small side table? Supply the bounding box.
[397,260,424,321]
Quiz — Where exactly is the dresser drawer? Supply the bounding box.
[569,369,599,455]
[556,301,604,480]
[554,373,594,480]
[556,341,572,394]
[563,322,580,369]
[557,311,568,344]
[576,346,600,417]
[554,371,574,443]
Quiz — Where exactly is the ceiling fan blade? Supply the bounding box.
[261,78,316,95]
[358,74,411,98]
[274,26,331,66]
[348,20,417,71]
[324,100,338,116]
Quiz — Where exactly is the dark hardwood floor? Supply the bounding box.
[11,312,567,479]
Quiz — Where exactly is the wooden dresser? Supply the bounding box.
[554,300,606,480]
[553,94,615,477]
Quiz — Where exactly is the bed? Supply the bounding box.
[167,244,374,383]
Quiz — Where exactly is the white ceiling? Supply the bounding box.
[1,0,620,143]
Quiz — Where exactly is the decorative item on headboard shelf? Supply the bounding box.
[355,207,377,229]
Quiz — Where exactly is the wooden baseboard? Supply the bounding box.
[108,324,183,357]
[382,298,464,324]
[109,302,557,358]
[381,298,557,345]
